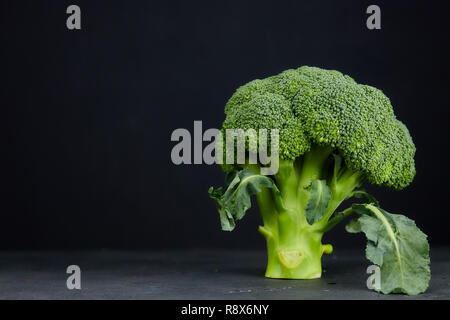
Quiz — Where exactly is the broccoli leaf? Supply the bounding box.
[346,204,430,295]
[224,171,238,186]
[208,187,235,231]
[209,169,279,231]
[350,190,380,206]
[305,180,331,225]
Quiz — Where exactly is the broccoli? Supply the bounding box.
[209,66,430,295]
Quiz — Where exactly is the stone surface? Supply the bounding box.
[0,248,448,299]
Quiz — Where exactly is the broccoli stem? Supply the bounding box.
[262,223,327,279]
[250,146,364,279]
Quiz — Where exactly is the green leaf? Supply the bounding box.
[224,171,237,186]
[208,187,235,231]
[305,179,331,225]
[350,190,379,206]
[346,204,430,295]
[209,169,279,231]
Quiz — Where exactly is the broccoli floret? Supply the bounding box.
[223,66,415,189]
[209,66,429,295]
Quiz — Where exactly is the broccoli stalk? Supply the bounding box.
[244,146,363,278]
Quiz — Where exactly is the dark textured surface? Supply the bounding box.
[0,248,448,300]
[2,1,450,250]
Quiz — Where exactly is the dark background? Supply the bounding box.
[1,0,449,250]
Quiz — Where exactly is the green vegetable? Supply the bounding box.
[209,66,430,294]
[208,169,280,231]
[305,180,331,225]
[346,204,430,295]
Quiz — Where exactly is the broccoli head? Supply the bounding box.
[223,66,415,189]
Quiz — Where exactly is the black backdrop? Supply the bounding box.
[2,0,449,250]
